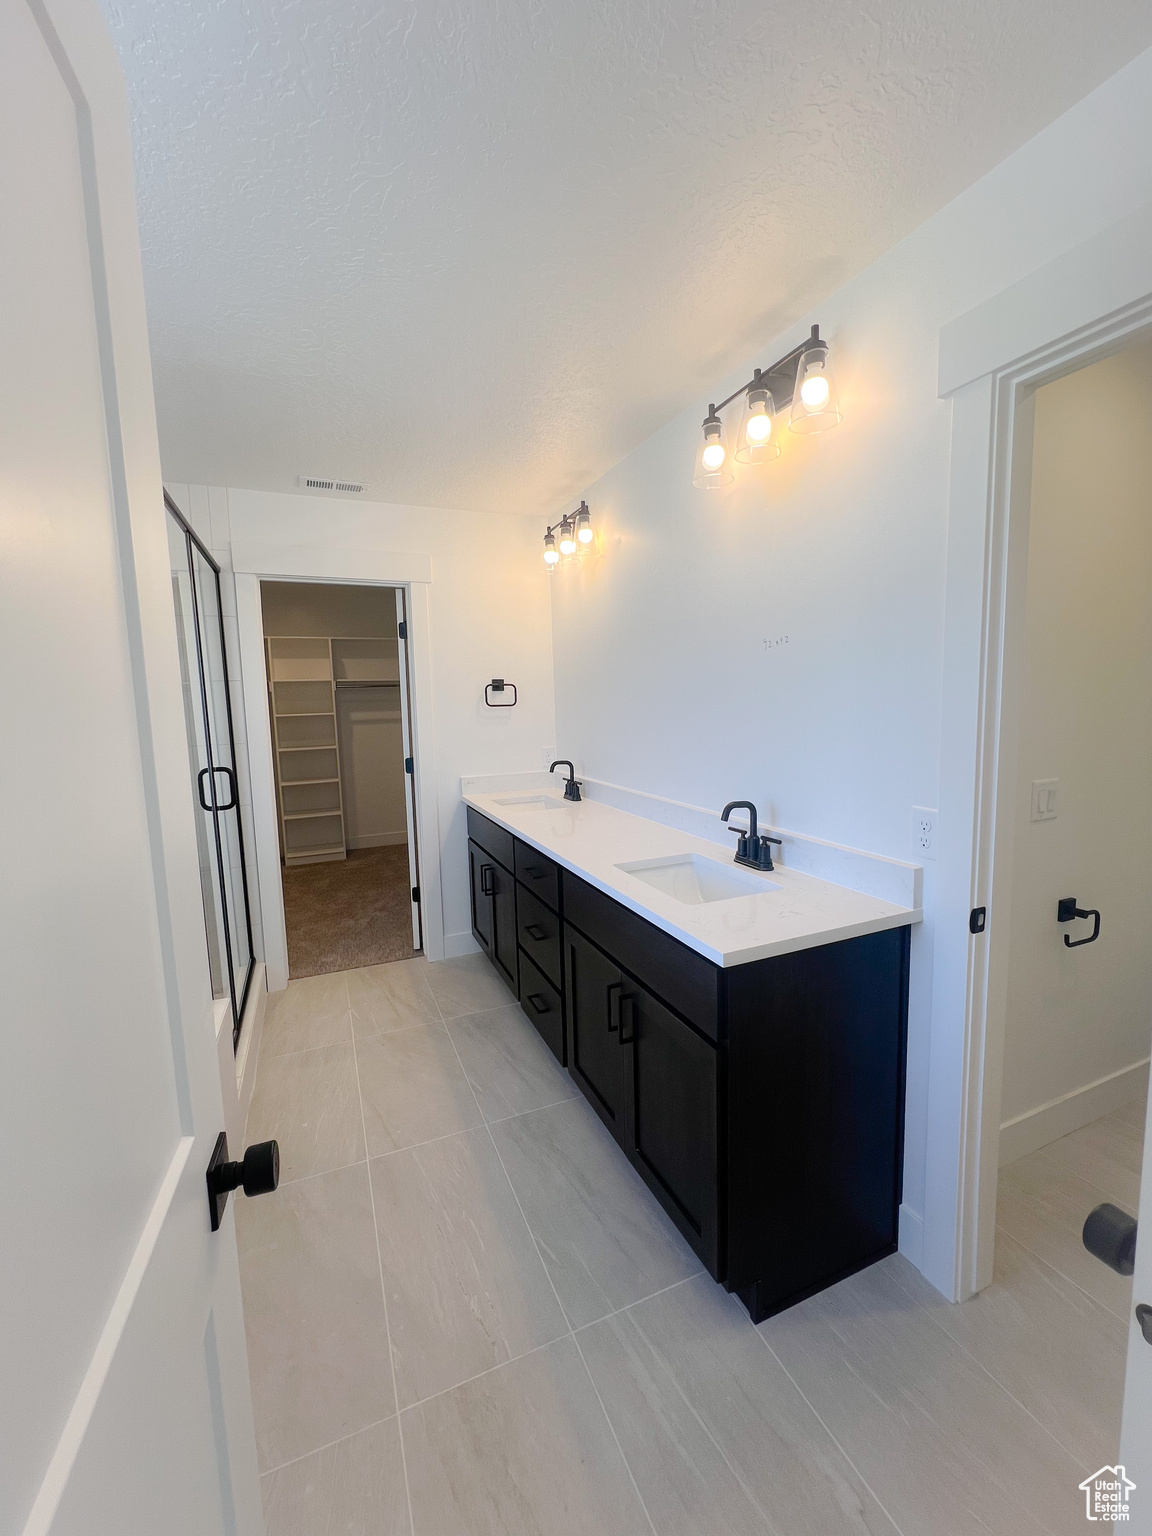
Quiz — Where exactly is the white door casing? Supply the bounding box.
[933,202,1152,1495]
[396,588,422,951]
[0,1,262,1531]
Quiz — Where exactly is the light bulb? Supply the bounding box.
[744,411,772,444]
[577,521,593,544]
[701,441,726,471]
[543,532,559,565]
[558,518,577,556]
[800,371,830,409]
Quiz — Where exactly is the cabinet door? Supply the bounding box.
[491,859,519,993]
[564,925,625,1142]
[469,839,495,956]
[622,981,719,1273]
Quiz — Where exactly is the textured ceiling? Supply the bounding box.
[104,0,1152,516]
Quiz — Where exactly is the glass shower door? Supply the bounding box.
[166,493,254,1047]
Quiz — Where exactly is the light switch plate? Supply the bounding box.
[911,806,937,860]
[1031,778,1058,821]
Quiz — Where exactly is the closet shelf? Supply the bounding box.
[286,843,345,859]
[283,810,343,821]
[273,710,335,718]
[279,777,339,786]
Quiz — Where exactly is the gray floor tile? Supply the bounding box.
[759,1255,1084,1535]
[998,1153,1133,1321]
[1041,1115,1143,1210]
[424,952,517,1019]
[888,1235,1126,1470]
[490,1096,701,1328]
[247,1041,364,1183]
[356,1023,484,1155]
[262,972,351,1058]
[446,1004,576,1122]
[403,1335,650,1536]
[580,1275,898,1536]
[236,1163,395,1472]
[370,1128,568,1407]
[261,1418,408,1536]
[350,958,441,1037]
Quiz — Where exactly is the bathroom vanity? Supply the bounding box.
[464,789,919,1322]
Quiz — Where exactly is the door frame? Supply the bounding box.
[234,569,443,990]
[927,200,1152,1303]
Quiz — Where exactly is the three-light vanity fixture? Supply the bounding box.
[542,500,593,568]
[693,324,841,489]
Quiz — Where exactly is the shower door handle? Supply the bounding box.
[198,765,238,812]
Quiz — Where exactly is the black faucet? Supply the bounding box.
[721,800,782,872]
[550,759,582,802]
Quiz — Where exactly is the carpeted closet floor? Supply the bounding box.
[282,845,417,978]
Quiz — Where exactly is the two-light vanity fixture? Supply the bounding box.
[542,327,840,564]
[542,500,593,569]
[693,324,841,489]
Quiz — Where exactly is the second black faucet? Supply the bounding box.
[721,800,782,872]
[550,759,582,802]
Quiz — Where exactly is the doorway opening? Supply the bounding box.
[260,579,421,977]
[992,339,1152,1449]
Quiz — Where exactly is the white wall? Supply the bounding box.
[183,486,556,959]
[549,46,1152,1258]
[999,343,1152,1155]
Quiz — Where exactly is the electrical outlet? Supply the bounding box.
[1031,778,1058,822]
[911,806,937,860]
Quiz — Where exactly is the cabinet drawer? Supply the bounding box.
[517,885,561,989]
[563,871,721,1041]
[518,951,564,1065]
[514,840,560,913]
[466,806,515,872]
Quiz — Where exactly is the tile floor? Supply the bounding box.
[238,954,1143,1535]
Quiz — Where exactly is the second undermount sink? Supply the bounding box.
[493,794,567,810]
[617,853,780,905]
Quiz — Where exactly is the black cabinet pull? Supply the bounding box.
[526,992,551,1015]
[525,864,545,878]
[606,980,622,1032]
[524,923,546,941]
[1057,896,1100,947]
[619,993,636,1045]
[480,864,495,896]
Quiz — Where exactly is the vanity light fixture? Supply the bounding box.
[542,501,593,568]
[694,324,840,487]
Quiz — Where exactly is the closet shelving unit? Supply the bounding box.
[266,635,400,866]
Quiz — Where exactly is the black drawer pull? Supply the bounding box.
[480,864,495,896]
[525,864,546,878]
[526,992,552,1015]
[524,923,547,941]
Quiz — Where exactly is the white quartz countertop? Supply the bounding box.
[464,788,921,968]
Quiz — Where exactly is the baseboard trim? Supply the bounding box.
[898,1203,925,1269]
[999,1057,1149,1165]
[442,930,482,960]
[346,831,408,849]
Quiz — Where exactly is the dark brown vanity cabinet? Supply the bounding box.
[467,813,518,993]
[465,806,910,1321]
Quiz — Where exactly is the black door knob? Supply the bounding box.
[206,1132,280,1231]
[1137,1305,1152,1345]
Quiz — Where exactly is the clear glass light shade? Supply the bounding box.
[734,388,780,464]
[692,407,733,488]
[789,343,842,434]
[575,506,593,544]
[543,531,559,566]
[558,517,577,556]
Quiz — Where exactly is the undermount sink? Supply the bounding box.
[493,794,567,810]
[617,853,780,905]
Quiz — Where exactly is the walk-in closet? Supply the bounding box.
[261,581,418,977]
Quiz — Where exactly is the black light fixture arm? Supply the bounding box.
[545,499,590,539]
[712,325,823,416]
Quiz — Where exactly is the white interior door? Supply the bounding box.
[395,588,422,949]
[1,1,262,1532]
